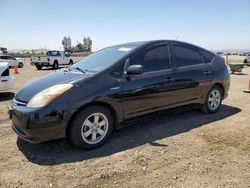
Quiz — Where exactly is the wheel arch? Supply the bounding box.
[213,83,225,98]
[66,101,118,138]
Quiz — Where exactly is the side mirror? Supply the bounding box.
[125,65,143,76]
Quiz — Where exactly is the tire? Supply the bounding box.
[53,61,59,69]
[18,62,23,68]
[244,59,250,66]
[201,85,223,114]
[36,65,42,70]
[69,105,114,149]
[69,59,73,65]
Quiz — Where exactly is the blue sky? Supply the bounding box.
[0,0,249,51]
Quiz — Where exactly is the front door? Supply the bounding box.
[121,44,175,119]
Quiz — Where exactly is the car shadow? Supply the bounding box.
[0,92,14,102]
[230,73,248,76]
[17,104,241,166]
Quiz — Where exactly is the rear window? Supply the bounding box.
[199,49,214,63]
[47,51,60,56]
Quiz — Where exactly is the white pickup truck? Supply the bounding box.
[31,50,73,70]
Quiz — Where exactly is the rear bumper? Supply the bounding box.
[31,62,50,66]
[8,101,67,143]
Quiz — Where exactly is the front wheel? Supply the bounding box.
[69,105,114,149]
[201,85,223,114]
[18,62,23,68]
[53,61,59,69]
[69,60,73,65]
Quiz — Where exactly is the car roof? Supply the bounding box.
[112,40,210,51]
[110,40,214,55]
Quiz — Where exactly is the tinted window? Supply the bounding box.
[173,45,203,67]
[8,56,16,60]
[47,51,60,56]
[199,49,214,63]
[1,68,9,77]
[131,45,170,72]
[0,56,8,59]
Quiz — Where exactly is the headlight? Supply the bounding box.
[27,84,73,108]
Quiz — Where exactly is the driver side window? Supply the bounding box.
[130,45,171,72]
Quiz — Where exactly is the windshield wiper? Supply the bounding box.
[69,67,87,74]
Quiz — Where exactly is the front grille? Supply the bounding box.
[13,98,28,106]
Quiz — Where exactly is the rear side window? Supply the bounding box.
[199,49,214,63]
[0,56,8,60]
[1,68,9,77]
[173,45,203,67]
[131,45,171,72]
[8,56,16,60]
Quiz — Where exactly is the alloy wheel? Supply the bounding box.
[81,113,109,145]
[208,89,221,110]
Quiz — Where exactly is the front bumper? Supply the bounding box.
[8,101,67,143]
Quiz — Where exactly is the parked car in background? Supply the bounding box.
[216,51,223,56]
[0,55,23,68]
[31,50,73,70]
[9,40,230,149]
[0,62,14,91]
[15,58,24,67]
[244,55,250,66]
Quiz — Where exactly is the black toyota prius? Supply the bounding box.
[9,40,230,149]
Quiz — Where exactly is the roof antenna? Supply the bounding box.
[175,35,179,40]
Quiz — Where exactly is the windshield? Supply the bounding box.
[70,45,137,72]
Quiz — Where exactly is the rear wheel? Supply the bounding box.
[53,61,59,69]
[18,62,23,68]
[35,65,42,70]
[201,85,223,114]
[69,105,114,149]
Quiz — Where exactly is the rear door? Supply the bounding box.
[121,44,176,119]
[169,43,209,105]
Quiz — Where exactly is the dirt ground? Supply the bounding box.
[0,56,249,188]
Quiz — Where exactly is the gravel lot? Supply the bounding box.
[0,56,249,187]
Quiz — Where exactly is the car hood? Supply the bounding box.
[15,69,90,102]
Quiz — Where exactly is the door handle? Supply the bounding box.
[204,70,212,75]
[165,77,175,83]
